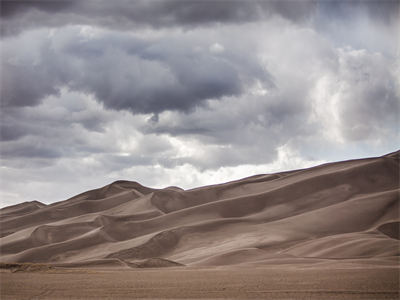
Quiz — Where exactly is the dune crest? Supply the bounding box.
[0,151,399,268]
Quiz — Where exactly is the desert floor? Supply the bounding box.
[1,266,399,299]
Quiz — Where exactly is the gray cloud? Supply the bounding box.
[0,93,116,166]
[141,91,314,170]
[0,1,399,207]
[1,138,62,159]
[2,27,272,114]
[1,0,76,18]
[317,0,399,25]
[1,58,61,107]
[3,0,397,38]
[0,89,181,176]
[314,1,399,56]
[334,49,399,141]
[1,0,316,36]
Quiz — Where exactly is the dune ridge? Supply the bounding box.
[0,151,399,268]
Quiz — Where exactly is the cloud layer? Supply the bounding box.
[1,0,317,35]
[1,0,399,206]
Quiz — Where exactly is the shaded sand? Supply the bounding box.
[1,151,398,268]
[1,266,399,299]
[0,151,399,298]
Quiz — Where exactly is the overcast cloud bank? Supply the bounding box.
[0,0,399,206]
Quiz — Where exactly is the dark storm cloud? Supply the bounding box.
[2,27,272,114]
[1,0,75,18]
[3,0,397,37]
[0,0,316,36]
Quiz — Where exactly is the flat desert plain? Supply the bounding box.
[1,151,399,299]
[1,265,399,299]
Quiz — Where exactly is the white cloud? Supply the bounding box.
[209,42,225,54]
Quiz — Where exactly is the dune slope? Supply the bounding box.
[0,151,399,268]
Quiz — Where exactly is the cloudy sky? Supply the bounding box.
[0,0,399,207]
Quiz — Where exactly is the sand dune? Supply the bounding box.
[0,151,399,268]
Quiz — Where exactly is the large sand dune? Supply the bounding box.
[1,151,399,268]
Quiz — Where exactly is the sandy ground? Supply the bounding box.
[1,152,399,299]
[1,152,399,269]
[1,266,399,299]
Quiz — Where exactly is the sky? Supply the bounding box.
[0,0,399,207]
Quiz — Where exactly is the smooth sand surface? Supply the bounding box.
[0,151,399,298]
[1,151,398,268]
[1,266,399,299]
